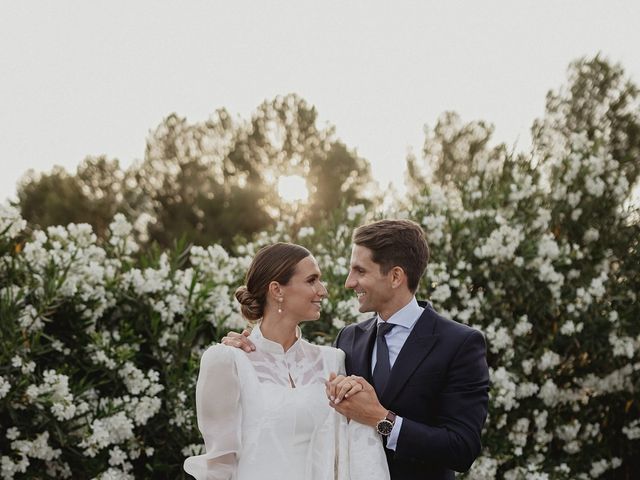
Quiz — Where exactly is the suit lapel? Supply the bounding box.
[350,317,377,380]
[381,307,439,405]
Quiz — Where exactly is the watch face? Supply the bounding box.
[376,419,394,436]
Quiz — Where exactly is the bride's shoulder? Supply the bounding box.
[200,343,244,366]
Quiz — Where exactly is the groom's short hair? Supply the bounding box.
[353,219,429,293]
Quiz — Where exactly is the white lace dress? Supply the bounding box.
[184,325,389,480]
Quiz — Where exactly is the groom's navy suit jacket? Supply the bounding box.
[335,302,489,480]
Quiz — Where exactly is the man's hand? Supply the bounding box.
[327,375,387,427]
[220,329,255,352]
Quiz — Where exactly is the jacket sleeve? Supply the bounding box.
[184,345,242,480]
[395,329,489,472]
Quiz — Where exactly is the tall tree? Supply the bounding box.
[406,111,512,193]
[136,94,375,247]
[18,157,124,238]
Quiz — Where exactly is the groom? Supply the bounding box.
[223,219,489,479]
[325,219,489,479]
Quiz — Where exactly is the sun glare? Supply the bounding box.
[277,175,309,203]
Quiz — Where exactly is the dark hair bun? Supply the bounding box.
[234,286,263,321]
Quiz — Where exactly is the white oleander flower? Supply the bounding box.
[335,297,362,320]
[109,214,133,238]
[589,458,622,478]
[513,315,532,337]
[490,367,518,411]
[485,322,513,355]
[622,419,640,440]
[537,234,560,260]
[430,284,452,303]
[608,333,635,359]
[181,444,205,457]
[571,208,582,221]
[20,361,36,375]
[297,226,314,238]
[588,273,608,300]
[560,320,583,335]
[583,227,599,243]
[0,203,27,239]
[508,417,530,449]
[3,453,29,476]
[0,376,10,400]
[521,359,535,376]
[516,382,539,399]
[94,467,135,480]
[18,305,44,333]
[466,455,499,480]
[79,412,135,456]
[474,224,524,263]
[538,350,561,371]
[346,204,365,221]
[566,190,582,207]
[127,396,162,426]
[91,350,118,370]
[585,176,606,197]
[538,379,559,407]
[67,223,96,248]
[108,446,128,467]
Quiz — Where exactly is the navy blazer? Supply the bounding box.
[335,301,489,480]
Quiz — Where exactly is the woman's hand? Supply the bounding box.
[327,375,387,427]
[325,372,365,403]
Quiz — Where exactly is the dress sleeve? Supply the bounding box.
[184,345,242,480]
[332,347,390,480]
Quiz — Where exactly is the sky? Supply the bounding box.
[1,1,639,203]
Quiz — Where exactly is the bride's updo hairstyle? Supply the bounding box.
[234,242,311,322]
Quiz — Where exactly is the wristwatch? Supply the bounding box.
[376,410,397,436]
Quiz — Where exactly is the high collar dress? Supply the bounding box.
[184,324,389,480]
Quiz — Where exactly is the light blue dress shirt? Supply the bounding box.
[371,297,424,450]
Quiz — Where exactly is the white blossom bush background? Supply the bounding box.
[1,56,639,479]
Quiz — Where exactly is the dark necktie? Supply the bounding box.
[372,322,395,397]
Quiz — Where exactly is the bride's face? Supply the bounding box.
[280,256,328,322]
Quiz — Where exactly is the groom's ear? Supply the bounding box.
[389,266,407,289]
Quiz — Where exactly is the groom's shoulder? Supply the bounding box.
[347,315,376,331]
[336,316,375,342]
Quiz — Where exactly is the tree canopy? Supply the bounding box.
[18,94,376,249]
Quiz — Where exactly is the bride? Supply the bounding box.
[184,242,389,480]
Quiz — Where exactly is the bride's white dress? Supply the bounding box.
[184,325,390,480]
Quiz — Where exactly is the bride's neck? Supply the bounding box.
[260,316,298,351]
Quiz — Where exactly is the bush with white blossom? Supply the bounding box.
[410,56,640,479]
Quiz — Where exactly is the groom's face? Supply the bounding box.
[345,245,393,314]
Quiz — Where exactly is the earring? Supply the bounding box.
[278,297,283,314]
